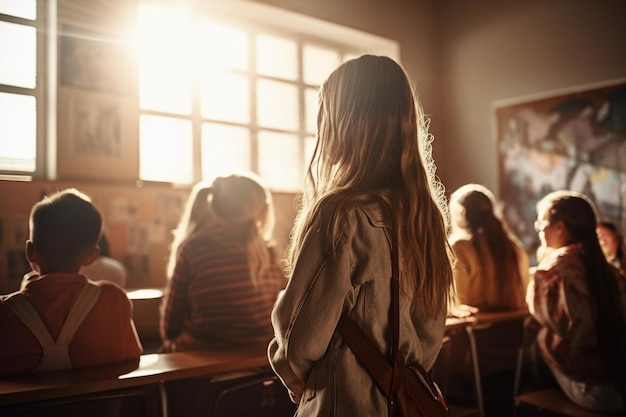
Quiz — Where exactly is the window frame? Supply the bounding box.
[138,0,400,191]
[0,0,50,180]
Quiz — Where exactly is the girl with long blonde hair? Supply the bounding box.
[269,55,453,416]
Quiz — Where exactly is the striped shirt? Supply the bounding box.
[161,225,286,349]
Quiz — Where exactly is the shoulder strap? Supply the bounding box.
[57,282,101,344]
[5,283,102,346]
[4,292,56,348]
[5,282,102,372]
[337,315,393,396]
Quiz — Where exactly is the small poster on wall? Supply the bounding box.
[57,25,138,181]
[494,78,626,259]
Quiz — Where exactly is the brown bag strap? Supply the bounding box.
[337,315,393,397]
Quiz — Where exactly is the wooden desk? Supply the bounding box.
[472,309,529,326]
[0,346,269,407]
[126,288,165,349]
[445,315,476,333]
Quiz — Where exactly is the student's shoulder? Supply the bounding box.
[89,279,130,301]
[449,235,474,251]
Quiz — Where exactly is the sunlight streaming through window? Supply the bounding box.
[135,2,376,188]
[258,130,301,190]
[256,79,299,131]
[0,0,36,20]
[0,21,36,89]
[303,45,341,86]
[256,34,298,81]
[140,115,193,183]
[197,22,248,71]
[200,70,249,123]
[305,88,319,135]
[0,92,36,171]
[201,123,251,182]
[137,4,192,114]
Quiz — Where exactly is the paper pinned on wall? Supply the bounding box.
[149,216,167,244]
[127,224,149,255]
[108,197,140,224]
[12,216,29,249]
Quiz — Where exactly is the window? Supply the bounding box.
[137,1,398,191]
[0,0,46,177]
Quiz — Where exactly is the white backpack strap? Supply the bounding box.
[4,283,102,373]
[56,282,102,345]
[4,292,55,348]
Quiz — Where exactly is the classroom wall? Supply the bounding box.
[0,0,438,293]
[436,0,626,195]
[2,0,625,291]
[0,180,297,293]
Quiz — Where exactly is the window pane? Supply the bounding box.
[0,92,36,171]
[305,88,319,135]
[138,4,192,114]
[303,45,340,86]
[256,34,297,81]
[197,22,248,71]
[201,123,251,181]
[258,130,301,190]
[0,21,36,88]
[140,115,193,183]
[200,70,249,123]
[0,0,36,20]
[257,79,298,131]
[343,52,361,62]
[304,135,316,168]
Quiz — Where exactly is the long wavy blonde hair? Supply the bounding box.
[288,55,453,317]
[167,172,275,287]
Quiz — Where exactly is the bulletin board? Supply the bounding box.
[494,78,626,258]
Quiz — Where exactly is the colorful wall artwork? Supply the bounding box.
[495,78,626,261]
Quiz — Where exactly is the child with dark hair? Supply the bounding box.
[596,220,626,273]
[81,232,128,288]
[0,188,142,376]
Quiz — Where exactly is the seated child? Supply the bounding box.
[81,232,128,288]
[0,188,143,376]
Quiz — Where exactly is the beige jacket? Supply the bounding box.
[450,235,530,310]
[268,202,447,417]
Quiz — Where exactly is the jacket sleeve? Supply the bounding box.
[268,212,354,403]
[527,265,571,337]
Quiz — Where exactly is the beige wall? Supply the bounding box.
[0,180,296,293]
[436,0,626,195]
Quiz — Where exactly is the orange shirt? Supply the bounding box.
[0,273,143,376]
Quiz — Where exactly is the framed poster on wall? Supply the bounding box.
[494,78,626,260]
[57,25,139,181]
